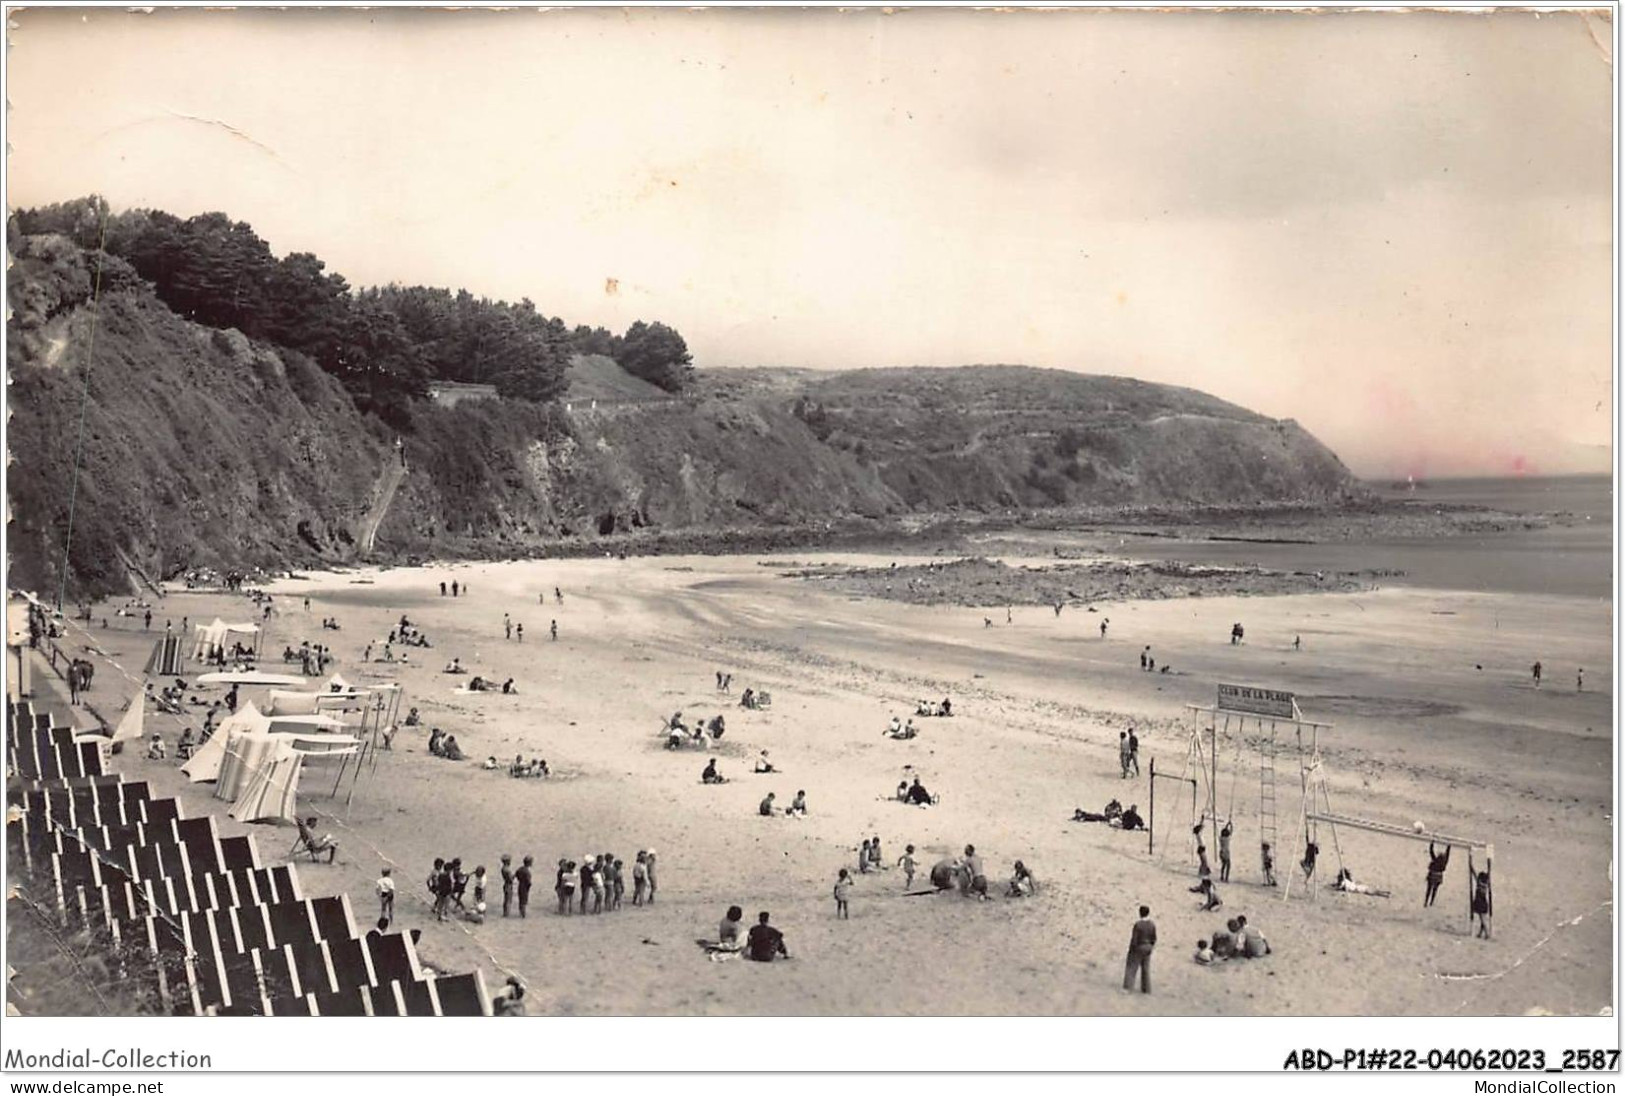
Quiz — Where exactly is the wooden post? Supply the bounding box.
[1148,758,1156,857]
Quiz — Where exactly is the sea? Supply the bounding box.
[1114,474,1613,600]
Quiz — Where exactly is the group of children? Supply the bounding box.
[551,850,658,915]
[1193,914,1271,965]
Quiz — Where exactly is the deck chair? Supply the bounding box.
[290,820,338,864]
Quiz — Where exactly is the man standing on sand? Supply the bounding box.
[500,854,515,918]
[1532,661,1542,688]
[1100,619,1108,639]
[1124,905,1156,994]
[504,614,512,640]
[645,849,658,903]
[1218,820,1233,883]
[1141,646,1150,671]
[1577,668,1584,693]
[515,855,533,918]
[1128,729,1140,776]
[1119,732,1131,779]
[550,620,558,641]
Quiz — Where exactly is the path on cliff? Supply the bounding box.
[359,457,407,554]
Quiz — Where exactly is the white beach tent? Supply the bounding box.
[183,703,272,783]
[109,691,146,743]
[266,689,366,717]
[191,619,260,662]
[227,735,303,825]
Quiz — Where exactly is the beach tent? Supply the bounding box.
[266,689,366,716]
[227,736,303,825]
[267,712,350,733]
[191,619,258,662]
[109,691,146,743]
[184,703,273,783]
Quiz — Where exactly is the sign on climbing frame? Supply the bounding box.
[1216,683,1296,718]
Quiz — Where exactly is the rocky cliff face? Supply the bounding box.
[7,233,1361,598]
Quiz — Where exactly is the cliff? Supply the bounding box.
[7,232,1361,597]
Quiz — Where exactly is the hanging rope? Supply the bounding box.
[1224,714,1244,820]
[55,207,111,612]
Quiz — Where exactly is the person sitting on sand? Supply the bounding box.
[746,911,789,962]
[510,754,527,777]
[939,697,952,717]
[428,728,445,756]
[1334,868,1391,898]
[404,707,421,726]
[666,722,685,750]
[483,755,499,770]
[1211,919,1239,959]
[788,790,808,817]
[888,716,902,737]
[1194,939,1215,966]
[702,758,727,785]
[929,859,961,891]
[1236,915,1271,958]
[441,735,466,762]
[754,750,776,774]
[147,732,167,760]
[759,793,777,817]
[708,905,746,958]
[176,727,197,761]
[444,658,465,674]
[1119,804,1145,831]
[906,778,935,807]
[501,678,517,695]
[1008,860,1038,897]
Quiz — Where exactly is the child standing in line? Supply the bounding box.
[899,845,917,889]
[376,868,395,926]
[471,865,488,920]
[834,869,853,919]
[632,851,649,906]
[611,858,625,910]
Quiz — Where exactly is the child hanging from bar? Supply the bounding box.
[1468,849,1493,939]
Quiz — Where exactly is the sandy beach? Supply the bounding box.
[65,549,1612,1016]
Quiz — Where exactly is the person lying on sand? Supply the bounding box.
[1070,799,1125,825]
[468,676,489,692]
[1333,867,1391,898]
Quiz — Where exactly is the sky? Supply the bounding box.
[7,6,1615,478]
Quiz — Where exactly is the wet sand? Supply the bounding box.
[69,550,1613,1015]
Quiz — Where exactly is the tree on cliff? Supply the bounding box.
[618,320,693,393]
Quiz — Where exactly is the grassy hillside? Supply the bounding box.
[563,353,672,404]
[7,232,1361,599]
